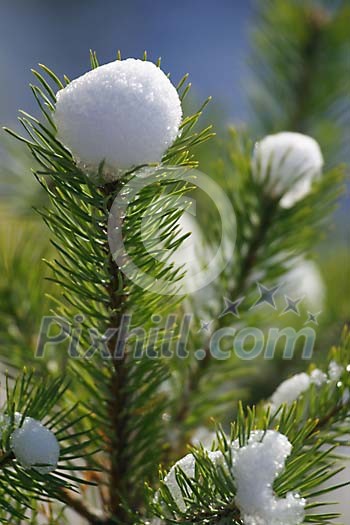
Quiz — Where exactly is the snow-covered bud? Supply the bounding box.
[269,363,346,413]
[232,430,305,525]
[55,58,182,180]
[161,450,224,511]
[10,417,60,474]
[342,388,350,405]
[252,132,323,208]
[328,360,344,382]
[269,372,311,412]
[162,453,195,511]
[309,368,327,386]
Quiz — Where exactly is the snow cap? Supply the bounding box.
[233,430,305,525]
[55,58,182,180]
[10,417,60,474]
[252,132,323,208]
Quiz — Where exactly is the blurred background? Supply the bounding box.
[0,0,251,127]
[0,0,349,521]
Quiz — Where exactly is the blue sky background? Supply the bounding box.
[0,0,253,128]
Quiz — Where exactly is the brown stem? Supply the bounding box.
[60,489,105,525]
[309,399,349,439]
[101,181,132,522]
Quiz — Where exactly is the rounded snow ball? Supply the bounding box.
[252,132,324,208]
[232,430,305,525]
[163,453,195,511]
[10,417,60,474]
[55,59,182,178]
[269,372,311,412]
[160,450,224,512]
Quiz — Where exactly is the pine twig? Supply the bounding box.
[60,489,105,525]
[0,453,103,524]
[172,198,278,449]
[230,197,278,298]
[310,399,350,438]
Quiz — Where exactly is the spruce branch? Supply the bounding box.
[0,370,94,521]
[169,129,344,456]
[4,54,212,523]
[171,196,278,450]
[155,330,350,525]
